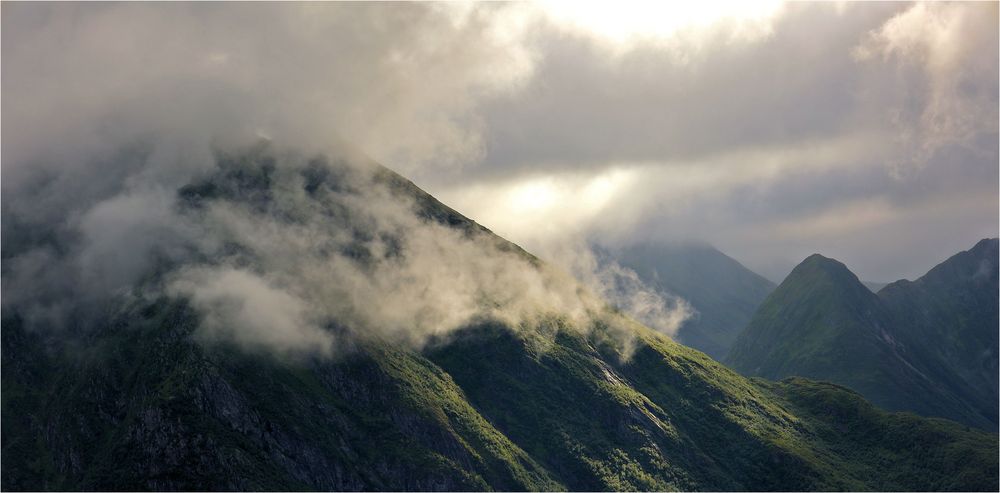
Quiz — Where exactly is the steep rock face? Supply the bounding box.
[727,242,999,430]
[608,243,775,360]
[3,147,997,490]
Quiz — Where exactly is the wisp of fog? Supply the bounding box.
[1,2,693,358]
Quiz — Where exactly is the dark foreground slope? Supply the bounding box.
[5,306,997,491]
[607,243,775,360]
[3,147,997,491]
[728,241,999,430]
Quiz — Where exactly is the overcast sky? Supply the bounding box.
[4,2,998,283]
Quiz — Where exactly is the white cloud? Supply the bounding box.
[169,267,336,357]
[438,167,640,248]
[533,0,784,56]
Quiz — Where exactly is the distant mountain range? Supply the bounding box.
[606,243,775,360]
[727,239,999,430]
[2,145,996,490]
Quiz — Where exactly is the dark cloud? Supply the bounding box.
[423,2,998,283]
[1,2,536,181]
[2,2,691,354]
[2,1,997,328]
[452,3,904,177]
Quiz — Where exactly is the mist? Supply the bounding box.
[3,134,686,358]
[3,2,995,357]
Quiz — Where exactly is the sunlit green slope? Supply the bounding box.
[728,241,998,430]
[3,146,996,491]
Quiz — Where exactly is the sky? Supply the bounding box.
[3,1,998,284]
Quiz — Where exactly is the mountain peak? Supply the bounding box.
[971,237,999,257]
[901,237,999,290]
[787,253,864,291]
[726,251,886,381]
[798,253,846,270]
[731,239,999,430]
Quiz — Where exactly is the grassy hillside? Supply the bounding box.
[5,302,997,491]
[727,244,999,430]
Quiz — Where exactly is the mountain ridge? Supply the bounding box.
[603,242,775,360]
[3,146,996,490]
[727,238,999,430]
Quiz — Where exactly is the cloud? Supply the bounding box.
[4,135,687,358]
[422,2,996,282]
[169,267,336,357]
[437,167,641,247]
[1,3,697,359]
[551,241,692,337]
[448,2,898,179]
[1,2,536,180]
[531,1,784,55]
[2,2,995,354]
[166,151,688,353]
[854,2,999,173]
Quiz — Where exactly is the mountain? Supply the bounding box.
[3,146,997,491]
[727,240,999,430]
[607,243,775,360]
[879,239,999,426]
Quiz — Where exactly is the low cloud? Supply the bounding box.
[169,267,336,357]
[558,241,692,338]
[4,140,687,357]
[2,2,995,354]
[1,3,699,358]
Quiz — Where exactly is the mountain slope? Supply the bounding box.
[2,305,560,491]
[727,241,999,430]
[608,243,775,360]
[3,146,997,490]
[5,299,997,491]
[879,239,999,428]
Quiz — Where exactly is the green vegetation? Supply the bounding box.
[5,305,996,491]
[3,147,996,490]
[727,242,999,430]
